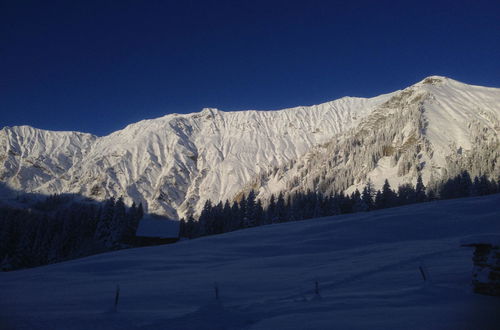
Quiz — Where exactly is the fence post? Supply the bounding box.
[214,282,219,300]
[114,285,120,311]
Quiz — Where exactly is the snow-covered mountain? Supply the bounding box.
[1,76,499,219]
[250,76,500,200]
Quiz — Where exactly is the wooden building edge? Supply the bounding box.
[135,217,180,247]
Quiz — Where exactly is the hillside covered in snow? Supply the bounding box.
[253,77,500,200]
[1,76,499,219]
[1,195,499,329]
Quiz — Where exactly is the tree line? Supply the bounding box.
[0,195,143,271]
[1,170,497,271]
[180,171,499,239]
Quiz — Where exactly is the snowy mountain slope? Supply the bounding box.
[1,195,499,329]
[1,76,499,219]
[419,77,500,167]
[0,126,97,193]
[0,93,392,219]
[250,76,500,200]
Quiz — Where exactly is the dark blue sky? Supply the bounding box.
[2,0,499,136]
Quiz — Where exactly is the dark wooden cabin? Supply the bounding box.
[135,217,180,246]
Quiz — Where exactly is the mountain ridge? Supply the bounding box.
[1,76,499,219]
[248,76,499,201]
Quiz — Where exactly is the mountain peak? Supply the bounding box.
[417,75,450,86]
[200,108,220,115]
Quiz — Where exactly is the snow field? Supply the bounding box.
[1,194,500,329]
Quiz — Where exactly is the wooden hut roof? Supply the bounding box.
[136,217,180,238]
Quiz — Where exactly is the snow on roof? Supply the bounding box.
[136,217,180,238]
[460,235,500,247]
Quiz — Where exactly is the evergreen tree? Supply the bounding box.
[427,189,437,201]
[397,183,416,205]
[245,190,256,227]
[286,194,296,221]
[213,201,224,233]
[352,189,368,212]
[267,194,277,224]
[16,216,38,268]
[379,179,397,208]
[470,176,480,196]
[327,194,341,216]
[239,194,247,228]
[254,199,264,226]
[457,171,472,197]
[374,190,383,209]
[95,197,115,248]
[199,200,213,236]
[415,174,426,202]
[362,184,375,210]
[185,215,197,238]
[312,195,323,218]
[338,192,353,214]
[276,192,286,222]
[222,200,232,232]
[122,202,141,244]
[478,175,492,195]
[230,201,241,230]
[113,197,127,245]
[179,218,187,238]
[137,203,144,220]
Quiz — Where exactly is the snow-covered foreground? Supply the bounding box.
[2,195,500,330]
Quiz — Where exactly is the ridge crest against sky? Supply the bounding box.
[1,0,499,136]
